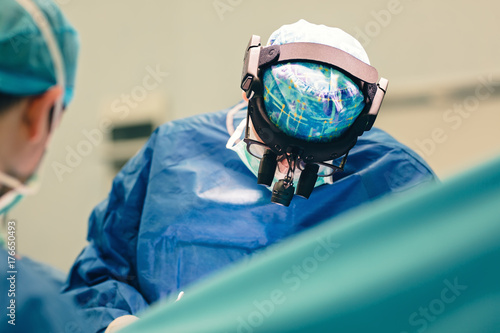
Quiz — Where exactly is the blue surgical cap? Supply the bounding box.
[0,0,79,106]
[263,20,370,142]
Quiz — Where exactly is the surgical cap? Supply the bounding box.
[263,20,370,142]
[0,0,79,106]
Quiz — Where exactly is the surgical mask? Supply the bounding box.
[0,0,67,216]
[226,117,333,194]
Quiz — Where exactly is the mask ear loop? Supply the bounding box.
[226,118,247,149]
[225,100,248,136]
[0,173,38,196]
[15,0,66,136]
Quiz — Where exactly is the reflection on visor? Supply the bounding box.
[245,140,342,177]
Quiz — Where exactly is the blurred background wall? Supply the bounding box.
[9,0,500,271]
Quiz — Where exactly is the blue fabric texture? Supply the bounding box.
[263,20,369,142]
[0,249,87,333]
[64,107,436,333]
[0,0,79,106]
[118,154,500,333]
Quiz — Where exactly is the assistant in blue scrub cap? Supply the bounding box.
[0,1,85,333]
[0,0,79,106]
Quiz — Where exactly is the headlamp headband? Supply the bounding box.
[241,35,388,163]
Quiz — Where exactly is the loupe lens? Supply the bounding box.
[257,149,277,186]
[271,179,295,207]
[296,164,319,199]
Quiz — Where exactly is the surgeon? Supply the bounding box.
[65,20,437,333]
[0,0,85,332]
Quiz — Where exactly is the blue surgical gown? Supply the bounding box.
[64,107,437,333]
[0,248,86,332]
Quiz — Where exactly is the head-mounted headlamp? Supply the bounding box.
[240,35,389,206]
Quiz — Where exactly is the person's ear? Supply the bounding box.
[23,86,63,143]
